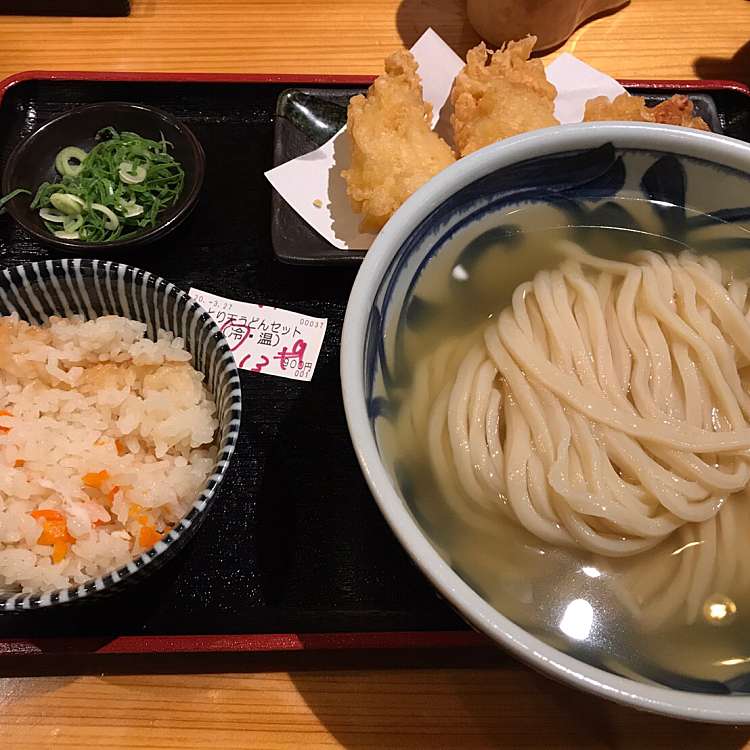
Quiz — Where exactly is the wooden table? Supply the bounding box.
[2,0,750,747]
[0,0,749,82]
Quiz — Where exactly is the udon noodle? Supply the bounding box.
[397,242,750,631]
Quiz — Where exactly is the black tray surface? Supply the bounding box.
[0,78,464,640]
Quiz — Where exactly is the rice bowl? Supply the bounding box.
[0,260,241,610]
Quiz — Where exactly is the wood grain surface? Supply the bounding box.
[0,0,747,82]
[2,0,750,748]
[2,666,750,749]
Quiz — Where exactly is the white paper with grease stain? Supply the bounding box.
[265,29,627,252]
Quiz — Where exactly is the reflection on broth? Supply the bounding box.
[377,203,750,687]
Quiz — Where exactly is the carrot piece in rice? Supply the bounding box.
[82,470,109,489]
[30,509,73,562]
[52,541,69,564]
[139,524,162,548]
[105,485,120,506]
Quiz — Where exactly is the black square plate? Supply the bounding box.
[271,86,729,267]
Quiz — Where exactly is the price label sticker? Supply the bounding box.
[190,288,328,382]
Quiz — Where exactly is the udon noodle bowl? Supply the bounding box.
[380,222,750,686]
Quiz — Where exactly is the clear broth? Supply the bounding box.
[380,211,750,689]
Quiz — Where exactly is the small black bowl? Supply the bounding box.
[1,102,205,251]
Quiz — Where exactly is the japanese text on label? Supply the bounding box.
[189,288,327,382]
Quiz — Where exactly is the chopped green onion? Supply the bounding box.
[0,188,31,214]
[55,146,88,177]
[63,215,84,233]
[91,203,119,231]
[118,161,147,184]
[39,208,67,223]
[49,193,85,215]
[3,127,185,243]
[122,202,144,218]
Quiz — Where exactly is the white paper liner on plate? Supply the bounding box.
[264,29,627,252]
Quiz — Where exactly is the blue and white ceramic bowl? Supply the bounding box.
[341,123,750,722]
[0,260,241,610]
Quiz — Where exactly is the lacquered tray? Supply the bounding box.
[0,72,748,664]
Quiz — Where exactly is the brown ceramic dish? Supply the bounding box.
[466,0,629,52]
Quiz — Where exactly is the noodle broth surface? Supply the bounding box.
[378,205,750,688]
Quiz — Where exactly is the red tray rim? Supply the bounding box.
[0,69,748,659]
[0,70,376,104]
[0,630,491,657]
[0,69,749,103]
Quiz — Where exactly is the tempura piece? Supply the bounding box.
[342,50,456,232]
[583,93,710,130]
[450,37,559,157]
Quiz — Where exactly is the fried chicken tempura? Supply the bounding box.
[342,50,456,232]
[450,37,559,157]
[583,93,710,130]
